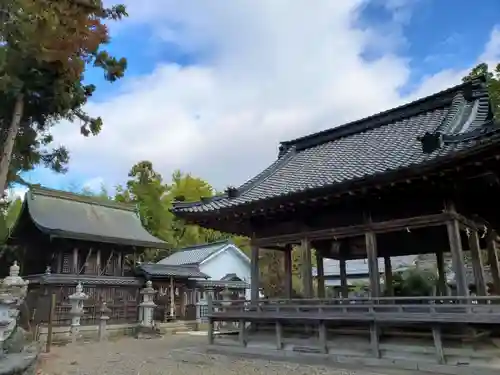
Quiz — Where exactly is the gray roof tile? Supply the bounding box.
[11,186,168,248]
[173,78,499,215]
[157,240,230,266]
[137,263,208,279]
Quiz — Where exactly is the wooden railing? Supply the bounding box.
[209,296,500,324]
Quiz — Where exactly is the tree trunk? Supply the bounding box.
[0,93,24,196]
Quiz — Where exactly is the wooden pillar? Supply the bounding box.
[339,257,348,298]
[487,232,500,295]
[96,248,101,275]
[57,250,63,273]
[436,250,447,296]
[316,250,325,298]
[383,256,393,297]
[72,248,79,274]
[432,326,445,364]
[300,238,313,298]
[207,294,214,344]
[318,321,328,353]
[370,322,380,358]
[469,230,487,296]
[365,232,380,297]
[170,277,176,319]
[275,321,283,349]
[446,220,469,297]
[238,319,247,346]
[284,246,293,299]
[117,252,122,277]
[250,244,260,302]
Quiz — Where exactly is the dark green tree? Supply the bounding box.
[0,0,128,193]
[463,62,500,119]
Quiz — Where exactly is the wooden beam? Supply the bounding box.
[254,213,450,247]
[468,230,487,296]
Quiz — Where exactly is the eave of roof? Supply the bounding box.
[172,76,499,217]
[10,186,168,249]
[136,263,209,279]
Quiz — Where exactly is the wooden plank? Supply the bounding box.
[432,325,445,364]
[370,322,380,358]
[275,320,283,349]
[469,230,487,296]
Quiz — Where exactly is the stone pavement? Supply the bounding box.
[37,335,435,375]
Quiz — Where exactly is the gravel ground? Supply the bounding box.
[37,335,427,375]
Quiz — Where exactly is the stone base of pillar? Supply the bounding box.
[135,324,161,340]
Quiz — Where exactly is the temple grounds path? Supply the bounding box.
[37,334,437,375]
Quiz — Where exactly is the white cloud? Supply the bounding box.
[51,1,499,191]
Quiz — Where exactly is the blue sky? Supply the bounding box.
[12,0,500,198]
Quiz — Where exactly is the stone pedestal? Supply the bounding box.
[98,302,110,342]
[69,282,88,344]
[137,281,160,339]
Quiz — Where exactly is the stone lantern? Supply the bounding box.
[0,261,29,350]
[69,282,88,343]
[139,280,156,328]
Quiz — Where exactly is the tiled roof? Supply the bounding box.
[136,263,208,279]
[10,186,168,249]
[196,279,249,289]
[157,240,230,266]
[173,77,499,215]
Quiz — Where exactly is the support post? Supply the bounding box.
[432,325,445,364]
[284,245,293,299]
[365,232,380,297]
[446,219,469,297]
[383,255,393,296]
[300,238,313,298]
[96,248,101,275]
[238,319,247,346]
[436,250,447,296]
[370,322,380,358]
[72,248,79,274]
[487,232,500,295]
[469,230,487,296]
[207,293,214,345]
[318,321,327,354]
[316,249,325,298]
[170,276,176,319]
[339,251,348,298]
[250,244,260,302]
[98,302,111,341]
[275,320,283,349]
